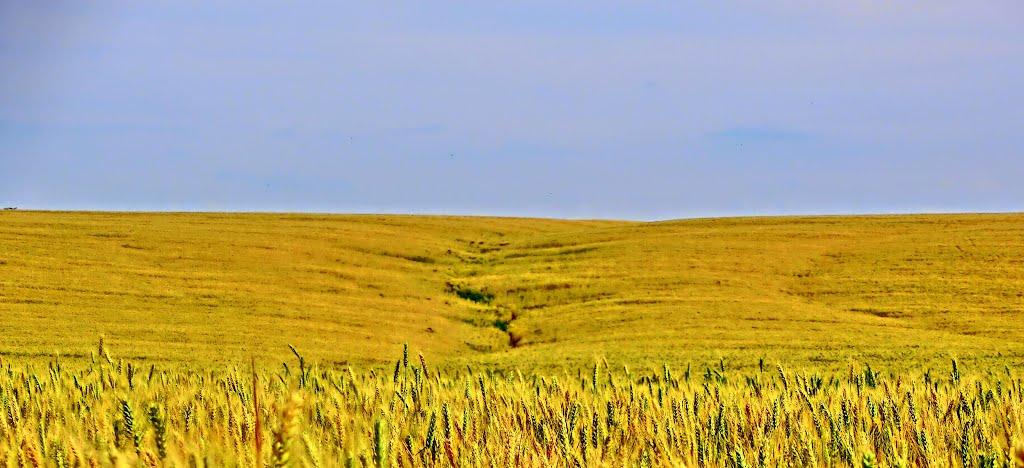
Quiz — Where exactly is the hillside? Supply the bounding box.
[1,211,1021,371]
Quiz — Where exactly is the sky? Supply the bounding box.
[1,1,1021,220]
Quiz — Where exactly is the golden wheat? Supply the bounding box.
[1,342,1024,466]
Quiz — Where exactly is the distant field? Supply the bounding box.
[1,211,1022,371]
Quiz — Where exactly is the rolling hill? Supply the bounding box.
[1,211,1021,371]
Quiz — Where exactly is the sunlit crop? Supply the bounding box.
[3,341,1024,466]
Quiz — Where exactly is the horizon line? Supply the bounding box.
[4,207,1022,224]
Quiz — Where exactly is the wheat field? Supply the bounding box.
[2,341,1024,466]
[1,210,1024,465]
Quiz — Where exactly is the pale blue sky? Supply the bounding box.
[1,1,1021,219]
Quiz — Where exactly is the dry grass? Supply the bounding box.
[1,211,1022,372]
